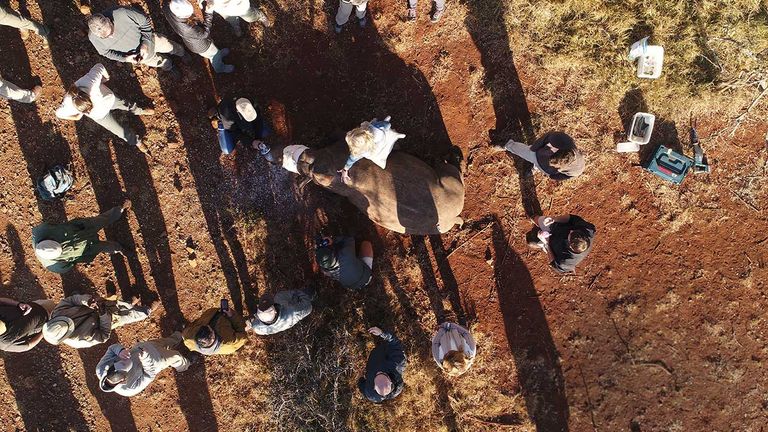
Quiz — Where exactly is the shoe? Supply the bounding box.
[146,299,161,313]
[430,8,445,23]
[358,16,367,28]
[121,199,132,213]
[79,3,92,14]
[136,141,150,155]
[138,108,155,116]
[527,240,545,249]
[334,23,343,34]
[407,8,416,21]
[214,64,235,74]
[31,85,42,102]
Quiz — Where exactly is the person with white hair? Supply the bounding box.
[163,0,234,73]
[208,96,268,153]
[247,288,315,335]
[31,201,131,274]
[42,294,157,349]
[204,0,270,38]
[358,327,406,403]
[340,116,405,183]
[87,6,187,74]
[96,332,189,397]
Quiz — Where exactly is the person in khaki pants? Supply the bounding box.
[334,0,368,33]
[0,5,49,41]
[96,332,189,397]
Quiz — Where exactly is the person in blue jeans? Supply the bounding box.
[209,97,269,154]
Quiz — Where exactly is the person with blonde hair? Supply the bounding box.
[431,322,476,376]
[340,116,405,183]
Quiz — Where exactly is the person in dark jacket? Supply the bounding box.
[163,0,234,73]
[501,131,585,180]
[315,235,373,290]
[0,297,54,352]
[31,202,130,274]
[87,6,186,73]
[208,96,269,150]
[358,327,406,403]
[528,214,596,273]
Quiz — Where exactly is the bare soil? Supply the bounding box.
[0,0,767,431]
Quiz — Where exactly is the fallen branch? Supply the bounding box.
[729,85,768,137]
[733,192,761,213]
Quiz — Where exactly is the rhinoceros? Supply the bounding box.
[262,140,465,235]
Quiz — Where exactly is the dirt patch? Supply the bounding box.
[1,0,767,431]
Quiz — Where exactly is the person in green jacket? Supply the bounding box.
[31,201,131,273]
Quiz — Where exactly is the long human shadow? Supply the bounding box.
[0,21,69,223]
[36,2,218,430]
[1,224,89,431]
[411,235,470,327]
[490,216,569,431]
[618,88,682,166]
[464,0,542,217]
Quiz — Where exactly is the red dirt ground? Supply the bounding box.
[0,0,767,431]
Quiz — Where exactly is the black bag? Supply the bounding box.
[36,165,74,201]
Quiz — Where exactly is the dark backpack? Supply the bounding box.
[36,165,74,201]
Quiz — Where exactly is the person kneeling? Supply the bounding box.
[315,235,373,291]
[182,300,247,355]
[247,288,315,335]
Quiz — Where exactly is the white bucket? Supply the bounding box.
[628,37,664,79]
[628,112,655,145]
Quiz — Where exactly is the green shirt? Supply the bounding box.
[32,219,105,273]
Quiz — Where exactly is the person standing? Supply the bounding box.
[31,202,131,274]
[55,63,154,153]
[431,322,476,376]
[334,0,368,34]
[358,327,406,403]
[42,293,156,348]
[0,297,54,353]
[183,301,248,355]
[0,5,49,42]
[501,132,585,181]
[247,288,315,335]
[96,332,189,397]
[528,214,596,273]
[163,0,234,74]
[406,0,446,23]
[315,236,373,290]
[206,0,270,38]
[87,6,186,74]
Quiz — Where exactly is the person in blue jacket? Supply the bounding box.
[358,326,407,403]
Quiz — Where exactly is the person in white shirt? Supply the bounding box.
[55,63,154,154]
[340,116,405,183]
[204,0,270,38]
[431,322,477,376]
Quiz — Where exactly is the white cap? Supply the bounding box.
[235,98,258,122]
[169,0,194,18]
[35,240,63,260]
[282,145,309,174]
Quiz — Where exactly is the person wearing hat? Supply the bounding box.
[247,288,315,335]
[358,326,406,403]
[87,6,187,74]
[500,131,585,181]
[203,0,270,38]
[43,293,156,348]
[182,301,247,355]
[208,96,269,153]
[528,213,596,273]
[0,297,55,353]
[96,332,189,397]
[163,0,234,74]
[340,116,405,183]
[55,63,154,153]
[315,236,373,291]
[31,202,131,274]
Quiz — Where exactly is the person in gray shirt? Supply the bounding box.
[247,288,315,335]
[315,236,373,290]
[87,6,186,73]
